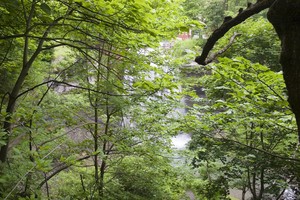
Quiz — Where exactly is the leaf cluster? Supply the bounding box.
[186,57,299,198]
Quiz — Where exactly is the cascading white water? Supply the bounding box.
[282,186,299,200]
[171,133,191,149]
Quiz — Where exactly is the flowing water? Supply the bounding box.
[171,133,191,149]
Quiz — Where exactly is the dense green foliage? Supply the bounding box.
[217,17,281,71]
[0,0,200,199]
[185,57,299,199]
[1,0,299,200]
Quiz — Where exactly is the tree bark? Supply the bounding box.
[267,0,300,143]
[0,3,73,163]
[0,0,37,163]
[195,0,275,65]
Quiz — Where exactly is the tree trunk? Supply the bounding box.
[99,157,106,198]
[242,186,246,200]
[267,0,300,143]
[0,45,31,163]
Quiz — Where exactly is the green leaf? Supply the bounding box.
[40,3,51,15]
[36,158,52,172]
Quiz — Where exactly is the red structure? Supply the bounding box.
[177,30,192,40]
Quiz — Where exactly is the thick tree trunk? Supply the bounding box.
[0,57,30,163]
[267,0,300,143]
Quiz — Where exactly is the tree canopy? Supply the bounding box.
[1,0,300,199]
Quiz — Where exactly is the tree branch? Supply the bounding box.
[205,32,241,64]
[0,92,9,113]
[0,39,13,67]
[195,0,275,65]
[0,34,25,40]
[37,155,91,189]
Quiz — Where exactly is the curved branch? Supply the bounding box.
[205,32,241,64]
[37,155,91,189]
[195,0,275,65]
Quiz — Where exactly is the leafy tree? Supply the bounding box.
[216,17,280,71]
[0,0,189,163]
[110,156,184,200]
[0,0,199,198]
[194,0,300,145]
[186,57,299,199]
